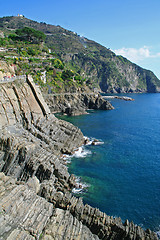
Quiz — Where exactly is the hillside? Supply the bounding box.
[0,27,114,116]
[0,27,89,94]
[0,16,160,93]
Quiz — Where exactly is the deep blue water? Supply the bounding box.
[58,93,160,231]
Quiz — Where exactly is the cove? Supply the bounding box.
[59,93,160,232]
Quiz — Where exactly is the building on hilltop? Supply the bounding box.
[17,14,24,18]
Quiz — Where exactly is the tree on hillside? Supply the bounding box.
[15,27,46,43]
[61,70,74,80]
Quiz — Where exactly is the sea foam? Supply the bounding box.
[73,146,91,158]
[72,176,90,194]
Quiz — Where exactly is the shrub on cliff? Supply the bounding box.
[52,59,64,69]
[61,69,74,80]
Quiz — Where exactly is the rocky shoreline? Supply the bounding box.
[43,91,114,116]
[0,75,158,239]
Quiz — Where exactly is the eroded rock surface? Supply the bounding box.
[42,208,100,240]
[44,91,114,116]
[0,76,158,240]
[0,172,53,240]
[0,173,158,240]
[0,76,83,190]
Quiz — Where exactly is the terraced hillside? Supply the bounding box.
[0,16,160,93]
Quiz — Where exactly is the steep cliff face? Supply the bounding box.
[106,56,160,93]
[64,52,160,93]
[0,76,158,239]
[0,75,84,183]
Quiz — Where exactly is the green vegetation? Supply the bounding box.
[117,55,130,65]
[14,27,46,43]
[0,25,86,93]
[0,16,160,93]
[61,69,74,80]
[52,58,64,69]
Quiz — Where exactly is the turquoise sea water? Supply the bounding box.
[59,93,160,231]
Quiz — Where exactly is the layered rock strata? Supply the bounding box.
[0,172,53,240]
[0,75,83,191]
[44,92,114,116]
[0,172,158,240]
[0,173,100,240]
[0,75,158,239]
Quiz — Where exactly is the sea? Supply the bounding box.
[58,93,160,232]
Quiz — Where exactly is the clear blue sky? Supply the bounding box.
[1,0,160,78]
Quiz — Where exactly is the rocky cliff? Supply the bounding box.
[0,76,158,239]
[44,91,114,116]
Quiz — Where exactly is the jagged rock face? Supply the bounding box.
[0,75,50,126]
[44,92,114,116]
[0,76,158,240]
[0,75,84,190]
[0,172,53,240]
[42,208,100,240]
[44,192,158,240]
[0,173,100,240]
[0,173,158,240]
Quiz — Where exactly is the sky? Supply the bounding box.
[1,0,160,78]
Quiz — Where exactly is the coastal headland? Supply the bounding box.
[0,15,159,239]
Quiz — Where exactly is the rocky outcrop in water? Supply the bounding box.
[103,96,134,101]
[0,75,158,239]
[44,91,114,116]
